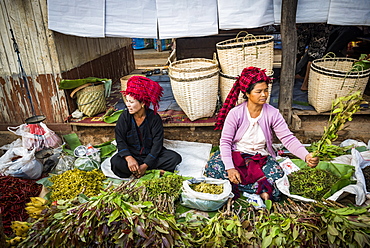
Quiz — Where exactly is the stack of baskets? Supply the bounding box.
[169,58,219,121]
[308,57,370,113]
[216,32,274,104]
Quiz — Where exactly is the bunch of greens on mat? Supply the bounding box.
[290,159,356,200]
[311,91,367,160]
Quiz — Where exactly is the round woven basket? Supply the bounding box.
[76,84,106,117]
[308,57,370,113]
[216,34,274,76]
[169,58,219,121]
[219,71,274,105]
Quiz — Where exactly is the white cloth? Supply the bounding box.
[48,0,105,37]
[236,109,269,156]
[100,139,212,179]
[156,0,219,39]
[217,0,275,30]
[327,0,370,25]
[273,0,331,24]
[105,0,157,38]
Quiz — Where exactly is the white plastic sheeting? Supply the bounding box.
[105,0,157,38]
[327,0,370,26]
[273,0,331,24]
[47,0,370,38]
[217,0,275,29]
[48,0,105,37]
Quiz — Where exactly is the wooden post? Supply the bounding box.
[279,0,298,125]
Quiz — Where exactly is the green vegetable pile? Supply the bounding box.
[49,168,106,201]
[288,167,340,201]
[190,182,223,194]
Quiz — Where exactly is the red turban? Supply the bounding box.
[121,76,163,114]
[215,67,271,130]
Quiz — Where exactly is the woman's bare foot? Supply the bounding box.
[260,192,270,200]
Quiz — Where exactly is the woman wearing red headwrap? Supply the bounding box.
[111,76,182,178]
[207,67,319,201]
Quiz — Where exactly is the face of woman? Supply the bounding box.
[246,82,269,105]
[125,95,143,114]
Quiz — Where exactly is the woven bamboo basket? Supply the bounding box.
[120,74,144,102]
[169,58,219,121]
[219,71,273,105]
[308,57,370,113]
[216,32,274,76]
[75,84,106,117]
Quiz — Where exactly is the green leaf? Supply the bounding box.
[154,225,169,234]
[354,232,369,247]
[261,235,273,248]
[292,225,299,240]
[328,224,339,236]
[108,209,121,225]
[265,200,272,211]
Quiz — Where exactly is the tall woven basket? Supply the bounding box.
[74,83,106,117]
[169,58,219,121]
[219,71,274,105]
[216,32,274,76]
[308,57,370,113]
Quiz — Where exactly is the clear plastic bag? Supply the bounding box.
[51,154,75,174]
[74,157,100,171]
[8,123,62,152]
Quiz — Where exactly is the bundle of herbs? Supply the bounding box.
[232,198,370,248]
[19,179,191,248]
[310,91,368,160]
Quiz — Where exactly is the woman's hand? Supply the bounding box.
[227,168,241,184]
[136,163,148,178]
[305,153,319,168]
[126,156,139,176]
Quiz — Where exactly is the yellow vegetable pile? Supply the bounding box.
[49,168,106,201]
[190,182,224,194]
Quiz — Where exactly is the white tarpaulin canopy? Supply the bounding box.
[48,0,370,38]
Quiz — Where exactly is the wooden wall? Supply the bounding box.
[0,0,134,131]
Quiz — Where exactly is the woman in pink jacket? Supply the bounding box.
[207,67,319,201]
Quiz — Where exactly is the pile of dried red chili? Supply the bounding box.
[0,175,42,236]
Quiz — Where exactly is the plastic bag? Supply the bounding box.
[74,157,100,171]
[180,178,233,211]
[0,138,22,151]
[276,157,356,203]
[0,147,42,179]
[51,154,75,174]
[243,192,266,208]
[8,122,62,151]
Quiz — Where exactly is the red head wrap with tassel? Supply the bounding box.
[215,67,271,130]
[121,76,163,114]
